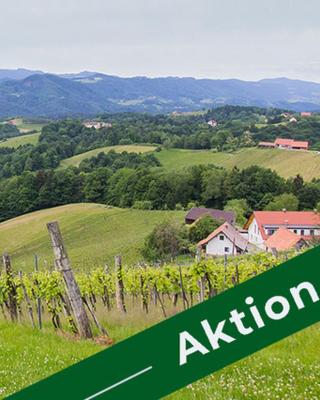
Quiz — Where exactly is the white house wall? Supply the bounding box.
[247,218,264,248]
[206,234,236,256]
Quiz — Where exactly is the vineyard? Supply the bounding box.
[1,222,317,400]
[0,220,291,338]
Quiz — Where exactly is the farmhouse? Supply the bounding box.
[274,138,309,150]
[244,211,320,249]
[185,208,235,225]
[281,112,291,119]
[83,121,112,129]
[289,117,298,123]
[258,138,309,150]
[198,222,249,256]
[301,112,312,117]
[207,119,218,128]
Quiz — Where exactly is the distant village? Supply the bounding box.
[186,207,320,258]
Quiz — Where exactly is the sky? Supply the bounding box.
[1,0,320,82]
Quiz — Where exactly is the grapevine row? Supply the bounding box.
[0,252,289,336]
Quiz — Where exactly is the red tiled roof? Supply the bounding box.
[198,222,248,251]
[275,138,294,146]
[244,211,320,240]
[291,140,309,149]
[274,138,309,149]
[264,227,305,251]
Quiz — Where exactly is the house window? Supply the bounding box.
[267,229,275,235]
[300,229,305,236]
[219,235,224,241]
[293,229,297,234]
[224,247,230,253]
[310,229,315,236]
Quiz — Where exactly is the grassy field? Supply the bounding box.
[60,145,320,180]
[0,323,101,398]
[171,323,320,400]
[0,132,40,148]
[60,145,157,168]
[12,118,44,133]
[0,203,184,271]
[1,321,319,399]
[156,147,320,180]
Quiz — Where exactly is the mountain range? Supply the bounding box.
[0,69,320,117]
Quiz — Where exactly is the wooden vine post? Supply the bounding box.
[115,255,126,313]
[47,221,93,338]
[2,253,18,322]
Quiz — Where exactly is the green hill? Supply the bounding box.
[0,132,40,148]
[156,147,320,180]
[61,145,320,180]
[0,203,184,271]
[60,145,157,168]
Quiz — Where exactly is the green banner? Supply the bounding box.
[8,246,320,400]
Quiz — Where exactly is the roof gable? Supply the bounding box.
[198,222,248,251]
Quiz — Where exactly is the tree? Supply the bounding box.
[224,199,249,226]
[297,183,320,210]
[264,193,299,211]
[188,215,223,243]
[84,168,111,203]
[227,166,285,209]
[141,222,188,262]
[201,167,227,208]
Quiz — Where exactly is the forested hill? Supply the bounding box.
[0,111,320,223]
[1,70,320,117]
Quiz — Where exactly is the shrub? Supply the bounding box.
[142,221,188,262]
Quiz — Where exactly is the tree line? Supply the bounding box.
[0,147,319,222]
